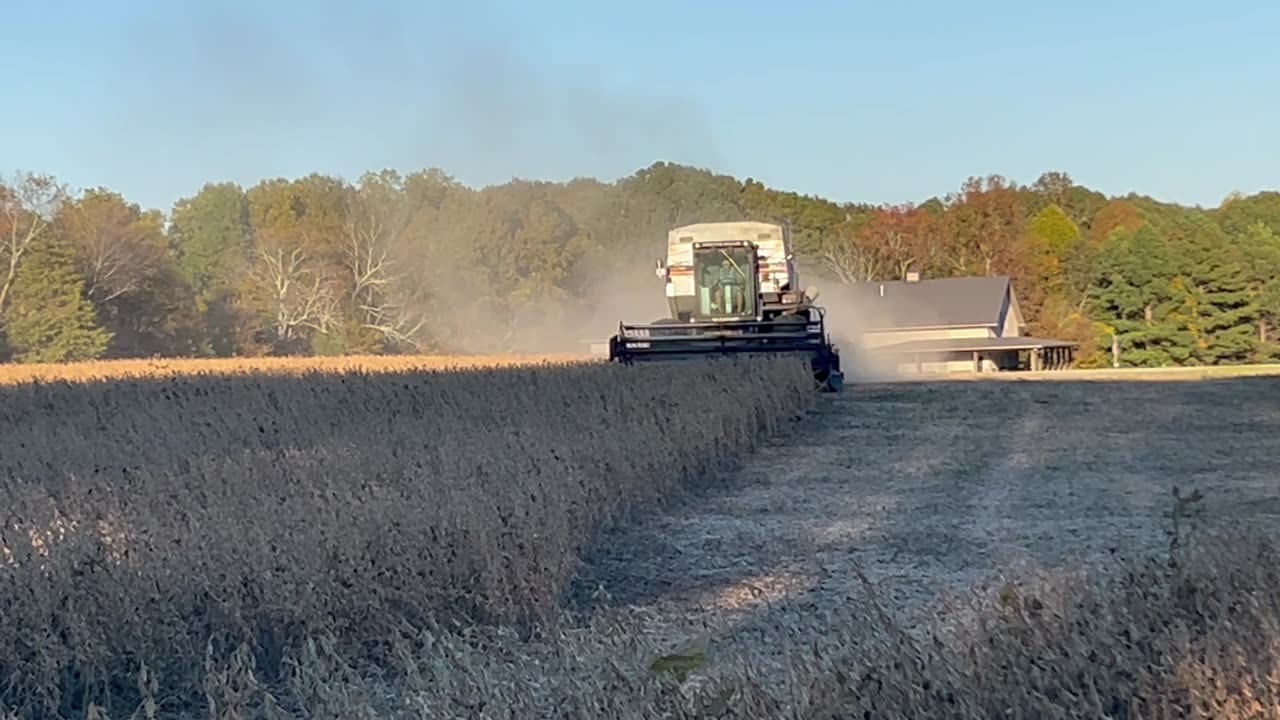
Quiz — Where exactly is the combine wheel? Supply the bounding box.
[814,363,844,392]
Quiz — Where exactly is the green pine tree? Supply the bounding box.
[1236,221,1280,360]
[1166,215,1259,364]
[3,236,111,363]
[1087,224,1194,366]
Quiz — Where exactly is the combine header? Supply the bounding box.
[607,221,845,391]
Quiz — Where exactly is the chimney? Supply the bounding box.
[905,269,920,283]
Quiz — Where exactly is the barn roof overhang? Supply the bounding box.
[861,322,997,332]
[867,336,1079,354]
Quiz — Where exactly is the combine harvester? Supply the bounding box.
[607,221,845,391]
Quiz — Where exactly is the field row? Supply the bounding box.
[0,352,594,384]
[0,355,815,718]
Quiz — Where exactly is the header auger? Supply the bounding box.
[606,221,845,392]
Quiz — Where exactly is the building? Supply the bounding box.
[847,271,1077,374]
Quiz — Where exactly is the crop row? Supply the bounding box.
[0,356,816,718]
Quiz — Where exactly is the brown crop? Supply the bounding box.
[0,352,591,385]
[5,357,1279,719]
[0,355,815,718]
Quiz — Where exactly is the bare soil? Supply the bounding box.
[567,376,1280,660]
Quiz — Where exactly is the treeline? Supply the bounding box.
[1,162,1277,367]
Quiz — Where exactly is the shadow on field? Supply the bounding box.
[564,376,1280,637]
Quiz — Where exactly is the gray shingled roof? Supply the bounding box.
[830,276,1014,331]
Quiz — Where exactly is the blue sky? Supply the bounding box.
[4,0,1276,213]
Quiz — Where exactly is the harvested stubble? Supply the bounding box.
[387,529,1280,719]
[0,356,815,718]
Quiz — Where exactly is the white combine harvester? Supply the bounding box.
[607,221,845,391]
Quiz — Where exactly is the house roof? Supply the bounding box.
[870,336,1079,354]
[832,276,1016,331]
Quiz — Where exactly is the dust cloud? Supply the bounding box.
[111,3,929,371]
[425,44,725,190]
[118,3,723,356]
[423,254,945,390]
[110,2,727,207]
[419,252,672,357]
[807,279,946,384]
[421,250,948,383]
[543,257,675,351]
[120,2,724,201]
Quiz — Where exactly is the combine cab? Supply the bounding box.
[607,222,845,391]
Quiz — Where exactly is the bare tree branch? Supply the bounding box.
[820,236,881,284]
[341,205,427,348]
[251,244,338,341]
[0,172,68,316]
[60,193,165,305]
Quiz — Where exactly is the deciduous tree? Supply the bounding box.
[5,161,1280,369]
[57,189,167,304]
[169,182,252,355]
[0,171,68,318]
[57,188,202,357]
[244,241,339,354]
[940,175,1029,277]
[336,171,426,352]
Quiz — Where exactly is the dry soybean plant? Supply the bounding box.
[0,356,815,718]
[816,527,1280,720]
[0,352,588,385]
